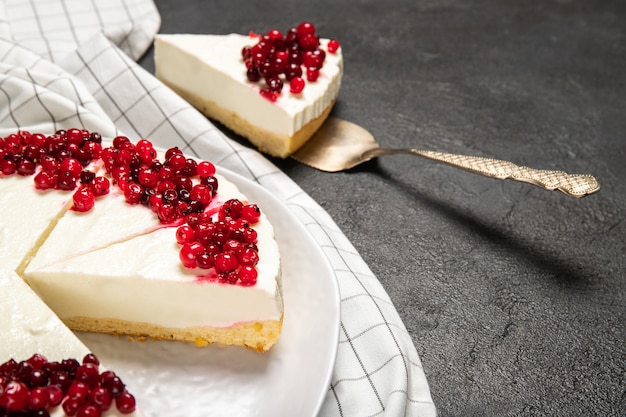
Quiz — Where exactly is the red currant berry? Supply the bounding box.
[167,153,187,171]
[267,28,283,41]
[242,227,258,244]
[175,225,196,244]
[157,203,178,223]
[214,252,238,273]
[306,67,320,82]
[60,157,83,178]
[82,353,100,366]
[190,184,213,206]
[327,39,340,53]
[196,252,215,269]
[241,204,261,223]
[28,386,50,410]
[72,187,96,212]
[179,242,204,268]
[90,176,110,196]
[290,76,305,94]
[124,183,143,205]
[299,33,319,51]
[238,265,258,286]
[197,161,216,178]
[34,170,57,190]
[0,159,16,175]
[238,247,260,266]
[47,384,63,406]
[259,88,279,102]
[63,398,82,416]
[89,386,113,411]
[0,381,30,411]
[26,353,48,369]
[66,128,85,145]
[112,135,131,150]
[100,371,125,397]
[296,21,316,38]
[16,159,36,176]
[115,391,136,414]
[138,168,159,188]
[75,363,100,387]
[67,381,91,402]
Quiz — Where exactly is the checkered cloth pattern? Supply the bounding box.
[0,1,437,416]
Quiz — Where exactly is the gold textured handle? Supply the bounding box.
[365,148,600,198]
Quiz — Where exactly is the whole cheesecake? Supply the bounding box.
[1,130,283,355]
[154,22,343,158]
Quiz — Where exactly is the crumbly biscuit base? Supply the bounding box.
[65,316,283,352]
[164,81,334,158]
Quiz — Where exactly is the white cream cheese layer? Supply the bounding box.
[154,33,343,137]
[23,173,282,329]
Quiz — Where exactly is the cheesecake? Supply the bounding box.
[0,129,283,354]
[154,22,343,158]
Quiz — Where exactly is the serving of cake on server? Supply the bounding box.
[155,22,343,158]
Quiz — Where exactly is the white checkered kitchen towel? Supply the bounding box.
[0,1,437,416]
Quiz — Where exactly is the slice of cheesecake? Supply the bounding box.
[23,174,283,352]
[154,23,343,158]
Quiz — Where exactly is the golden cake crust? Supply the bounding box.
[65,315,283,352]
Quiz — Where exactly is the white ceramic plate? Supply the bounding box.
[77,166,340,417]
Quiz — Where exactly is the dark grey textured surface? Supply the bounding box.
[139,1,626,415]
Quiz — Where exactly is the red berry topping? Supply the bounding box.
[115,391,136,414]
[241,203,261,223]
[72,186,96,212]
[197,161,216,178]
[238,265,258,286]
[16,159,36,176]
[75,363,100,387]
[215,252,238,273]
[327,39,340,53]
[242,22,337,98]
[1,128,268,280]
[167,153,187,172]
[180,241,204,268]
[124,183,143,205]
[34,170,57,190]
[296,21,316,38]
[289,76,305,94]
[259,88,279,102]
[47,384,63,406]
[306,67,320,82]
[63,397,81,415]
[28,386,50,410]
[90,176,110,196]
[0,353,136,415]
[176,225,196,244]
[89,386,113,411]
[0,380,30,411]
[60,157,83,178]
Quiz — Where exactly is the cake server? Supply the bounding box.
[291,117,600,198]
